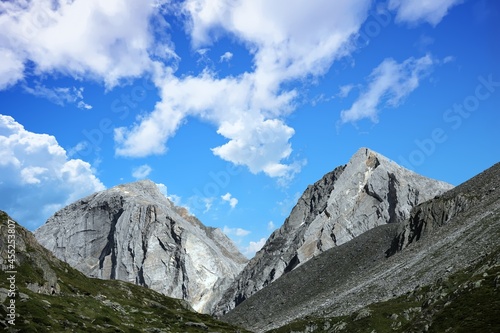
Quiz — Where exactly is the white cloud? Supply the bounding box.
[115,70,303,180]
[23,84,93,109]
[156,183,168,196]
[77,101,93,110]
[115,0,372,181]
[219,51,233,63]
[156,182,185,209]
[267,221,276,231]
[202,197,214,213]
[336,84,355,98]
[223,226,251,237]
[221,192,238,208]
[0,0,176,89]
[443,55,455,64]
[67,141,90,158]
[340,55,435,124]
[0,48,24,90]
[389,0,463,26]
[132,164,153,179]
[243,237,267,258]
[0,114,105,230]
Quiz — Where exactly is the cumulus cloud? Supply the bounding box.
[0,0,176,89]
[23,84,93,109]
[221,192,238,208]
[389,0,463,26]
[340,55,435,124]
[132,164,153,179]
[0,114,105,230]
[115,0,373,181]
[115,70,301,179]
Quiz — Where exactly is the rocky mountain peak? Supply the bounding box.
[212,148,454,316]
[34,180,247,313]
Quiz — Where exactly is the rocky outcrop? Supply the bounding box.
[213,147,453,316]
[34,180,247,313]
[221,162,500,332]
[0,211,251,332]
[0,211,61,296]
[387,161,500,256]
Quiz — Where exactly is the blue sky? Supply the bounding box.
[1,0,498,257]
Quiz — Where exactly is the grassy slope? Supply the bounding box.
[0,211,249,333]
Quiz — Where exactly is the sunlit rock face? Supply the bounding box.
[35,180,248,313]
[213,147,453,316]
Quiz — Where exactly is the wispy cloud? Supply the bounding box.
[267,221,276,231]
[223,226,251,237]
[23,84,92,109]
[339,55,435,124]
[132,164,152,179]
[336,84,355,98]
[389,0,463,26]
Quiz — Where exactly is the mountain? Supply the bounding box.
[221,162,500,332]
[0,211,250,332]
[34,180,248,313]
[213,147,453,316]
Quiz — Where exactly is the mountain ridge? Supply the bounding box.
[213,147,453,316]
[221,161,500,332]
[34,179,247,313]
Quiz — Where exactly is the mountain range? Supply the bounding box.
[1,147,499,332]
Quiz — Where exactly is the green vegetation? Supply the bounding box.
[0,211,249,332]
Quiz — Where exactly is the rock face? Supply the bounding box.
[34,180,248,313]
[221,162,500,332]
[0,211,252,332]
[213,147,453,316]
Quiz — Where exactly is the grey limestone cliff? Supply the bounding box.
[213,147,453,316]
[34,180,248,313]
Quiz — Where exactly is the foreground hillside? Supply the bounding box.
[222,162,500,332]
[270,249,500,333]
[0,211,249,332]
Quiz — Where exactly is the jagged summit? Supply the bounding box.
[212,147,453,316]
[34,179,247,313]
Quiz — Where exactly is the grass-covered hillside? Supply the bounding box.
[0,211,249,333]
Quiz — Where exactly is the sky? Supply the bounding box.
[0,0,499,258]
